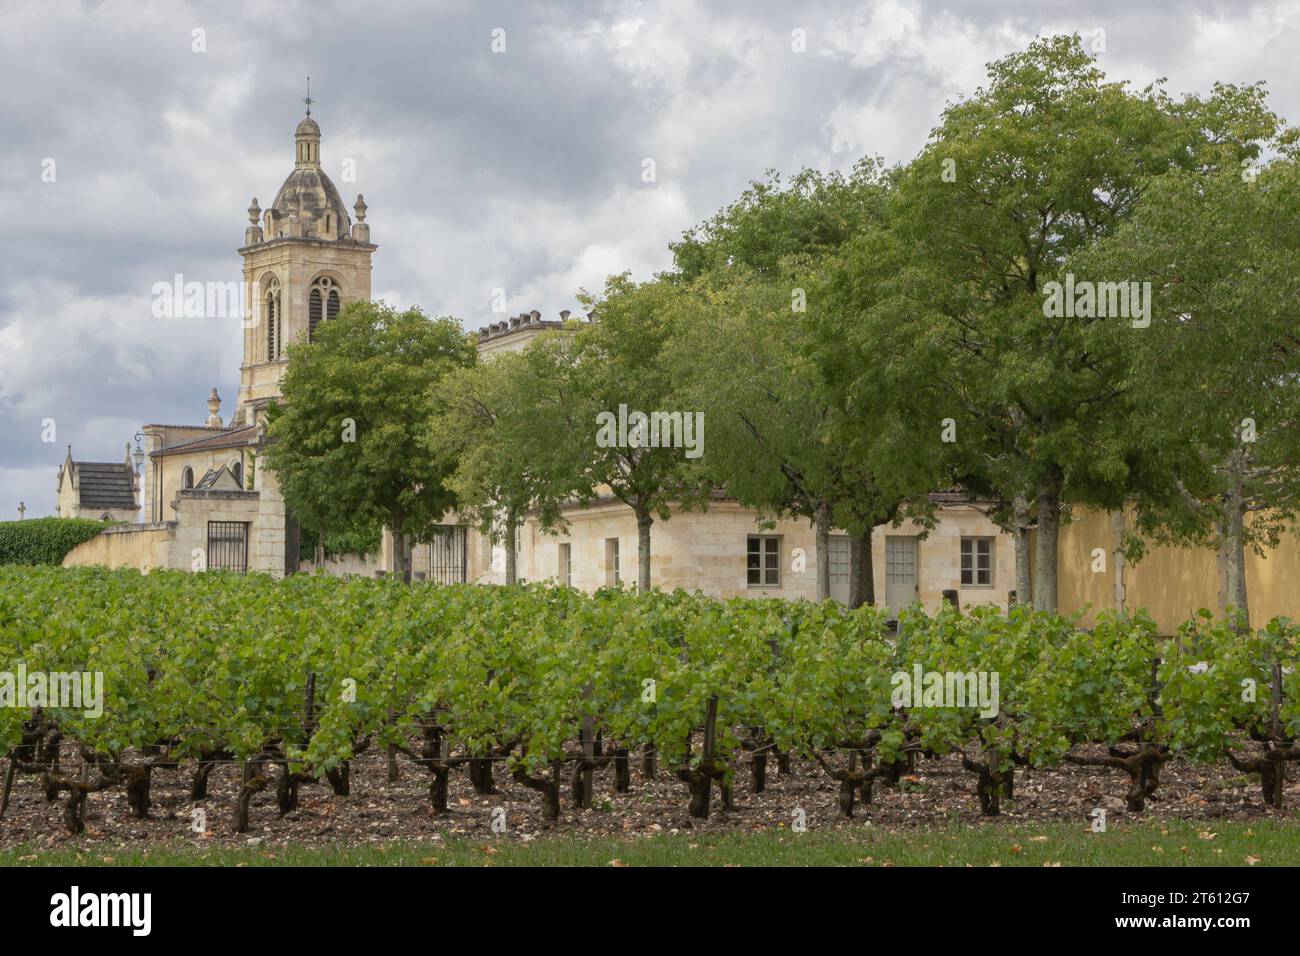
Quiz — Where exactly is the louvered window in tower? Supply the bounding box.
[309,288,322,340]
[309,276,341,341]
[264,278,281,360]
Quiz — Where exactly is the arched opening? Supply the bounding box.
[231,461,243,488]
[264,277,282,361]
[182,466,194,489]
[309,276,342,341]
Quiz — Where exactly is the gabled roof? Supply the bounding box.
[193,464,243,491]
[70,461,137,509]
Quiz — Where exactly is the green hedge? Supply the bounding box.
[0,517,110,566]
[298,523,383,563]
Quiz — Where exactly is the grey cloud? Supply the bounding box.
[2,0,1298,514]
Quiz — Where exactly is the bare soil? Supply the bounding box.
[2,741,1294,853]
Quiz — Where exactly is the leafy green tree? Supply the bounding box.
[668,161,887,283]
[854,34,1281,611]
[667,161,937,605]
[670,265,939,604]
[1074,161,1300,626]
[263,302,476,582]
[519,276,713,592]
[427,350,578,584]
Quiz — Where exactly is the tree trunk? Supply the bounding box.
[1012,491,1033,606]
[814,502,831,602]
[849,527,875,608]
[635,505,653,593]
[390,511,410,584]
[1033,474,1061,613]
[504,506,518,585]
[1219,487,1249,630]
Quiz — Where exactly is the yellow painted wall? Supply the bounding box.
[1059,507,1300,632]
[63,524,173,572]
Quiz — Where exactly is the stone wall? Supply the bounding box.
[491,499,1014,611]
[62,523,174,572]
[168,489,261,571]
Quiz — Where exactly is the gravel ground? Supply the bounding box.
[2,739,1294,853]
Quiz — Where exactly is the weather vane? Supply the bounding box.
[304,76,312,116]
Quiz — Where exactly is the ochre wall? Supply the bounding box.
[62,524,173,572]
[1058,507,1300,632]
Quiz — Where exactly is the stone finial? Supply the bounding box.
[247,197,261,225]
[17,502,25,521]
[206,387,223,428]
[354,194,367,222]
[560,309,571,321]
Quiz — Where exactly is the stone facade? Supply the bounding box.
[62,110,374,579]
[55,446,141,522]
[467,496,1014,612]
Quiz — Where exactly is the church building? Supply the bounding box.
[61,107,1018,616]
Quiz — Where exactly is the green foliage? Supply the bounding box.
[0,517,109,565]
[1073,159,1300,619]
[263,301,476,576]
[297,522,383,562]
[4,565,1297,811]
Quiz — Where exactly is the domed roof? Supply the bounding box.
[270,166,351,239]
[263,113,351,240]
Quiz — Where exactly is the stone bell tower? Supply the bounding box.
[236,101,376,425]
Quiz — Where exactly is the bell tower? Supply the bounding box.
[236,98,376,425]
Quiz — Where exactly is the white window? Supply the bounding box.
[605,538,620,587]
[747,535,780,587]
[960,537,994,587]
[558,543,572,587]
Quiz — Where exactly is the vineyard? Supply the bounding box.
[1,565,1298,841]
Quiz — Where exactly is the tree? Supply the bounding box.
[860,34,1281,611]
[263,302,476,582]
[427,350,578,584]
[1074,160,1300,627]
[666,161,938,605]
[668,161,886,283]
[521,276,713,592]
[670,265,939,604]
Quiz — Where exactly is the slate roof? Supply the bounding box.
[73,462,137,510]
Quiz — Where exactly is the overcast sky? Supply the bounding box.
[2,0,1298,517]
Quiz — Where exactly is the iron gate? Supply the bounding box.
[428,525,467,584]
[207,521,249,573]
